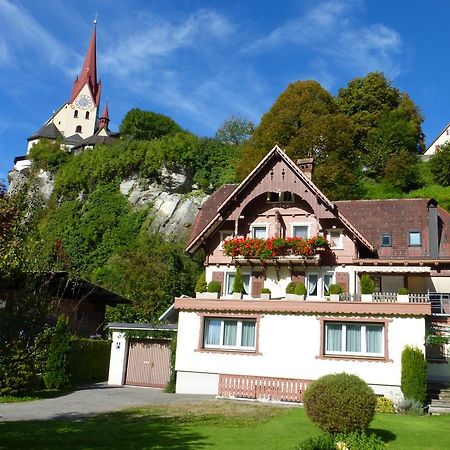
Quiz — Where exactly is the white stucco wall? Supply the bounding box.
[108,331,128,385]
[175,310,426,398]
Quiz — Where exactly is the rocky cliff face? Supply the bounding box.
[8,166,208,239]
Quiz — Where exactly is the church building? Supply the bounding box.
[14,22,118,172]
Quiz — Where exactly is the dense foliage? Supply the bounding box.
[216,115,255,145]
[360,274,375,294]
[44,315,71,389]
[28,139,68,172]
[429,142,450,186]
[303,373,376,434]
[401,346,427,404]
[68,339,111,384]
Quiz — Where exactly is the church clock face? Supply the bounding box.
[75,95,93,110]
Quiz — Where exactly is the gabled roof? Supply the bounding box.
[425,122,450,154]
[27,122,62,142]
[186,145,374,253]
[72,128,119,150]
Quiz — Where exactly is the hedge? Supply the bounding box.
[68,339,111,384]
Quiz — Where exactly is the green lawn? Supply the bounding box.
[1,401,449,449]
[0,389,69,403]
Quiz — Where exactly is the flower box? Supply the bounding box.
[260,293,271,300]
[361,294,373,302]
[397,294,409,303]
[196,292,219,299]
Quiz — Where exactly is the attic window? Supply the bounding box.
[75,125,82,133]
[408,231,421,247]
[381,234,392,247]
[266,192,294,203]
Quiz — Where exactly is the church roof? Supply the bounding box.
[27,122,62,141]
[72,129,119,150]
[70,23,101,106]
[63,134,84,145]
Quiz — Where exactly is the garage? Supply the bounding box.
[125,339,171,387]
[107,323,176,388]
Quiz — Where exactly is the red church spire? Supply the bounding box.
[98,101,110,130]
[70,20,101,105]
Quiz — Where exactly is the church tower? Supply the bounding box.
[27,22,102,151]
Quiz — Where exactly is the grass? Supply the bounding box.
[1,400,450,449]
[0,388,70,403]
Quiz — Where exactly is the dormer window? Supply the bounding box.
[75,125,82,133]
[381,234,392,247]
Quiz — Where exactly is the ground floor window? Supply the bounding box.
[325,322,384,357]
[225,272,250,295]
[203,318,256,350]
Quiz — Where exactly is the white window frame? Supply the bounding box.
[225,271,251,296]
[307,273,319,298]
[291,223,310,239]
[408,231,421,247]
[220,230,234,249]
[328,228,343,250]
[203,318,256,350]
[250,223,269,239]
[324,322,384,357]
[323,273,334,296]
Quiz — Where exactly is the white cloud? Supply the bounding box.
[246,0,402,79]
[0,0,75,72]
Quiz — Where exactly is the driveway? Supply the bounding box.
[0,383,214,422]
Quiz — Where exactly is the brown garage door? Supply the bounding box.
[125,339,171,388]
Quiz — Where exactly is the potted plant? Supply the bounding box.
[328,283,343,301]
[294,282,307,300]
[360,274,375,302]
[207,281,221,299]
[397,287,409,303]
[232,266,244,299]
[260,287,271,300]
[195,272,209,298]
[285,282,297,300]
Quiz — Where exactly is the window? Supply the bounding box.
[409,231,421,246]
[266,192,294,203]
[225,272,250,295]
[307,274,318,296]
[381,234,392,247]
[251,225,268,239]
[220,230,234,249]
[74,110,78,118]
[203,318,256,350]
[75,125,82,133]
[323,274,333,295]
[325,322,384,357]
[85,111,90,119]
[328,229,342,249]
[292,225,309,239]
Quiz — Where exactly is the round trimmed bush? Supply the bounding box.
[303,373,376,434]
[207,281,221,293]
[286,282,296,294]
[294,282,307,296]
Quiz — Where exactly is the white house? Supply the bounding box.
[424,123,450,157]
[174,145,450,402]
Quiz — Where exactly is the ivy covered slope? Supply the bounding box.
[21,110,240,323]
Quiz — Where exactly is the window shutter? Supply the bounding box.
[291,271,305,284]
[251,272,264,297]
[335,272,349,293]
[212,271,225,294]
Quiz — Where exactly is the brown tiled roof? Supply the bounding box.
[187,184,237,246]
[335,199,450,259]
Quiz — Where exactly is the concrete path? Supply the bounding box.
[0,383,214,422]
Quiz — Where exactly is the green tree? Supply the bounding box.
[216,115,255,145]
[401,345,427,404]
[429,142,450,186]
[120,108,182,141]
[237,80,362,199]
[44,315,71,389]
[28,139,68,172]
[383,149,422,192]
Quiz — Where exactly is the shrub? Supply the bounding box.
[398,287,409,295]
[334,431,385,450]
[375,396,395,414]
[295,282,307,296]
[360,275,375,294]
[261,287,271,294]
[429,141,450,186]
[395,398,424,415]
[286,282,296,294]
[207,281,221,293]
[328,283,343,295]
[165,335,177,393]
[233,266,244,294]
[44,315,71,389]
[195,272,207,293]
[303,373,376,434]
[68,339,111,384]
[296,433,335,450]
[401,345,427,404]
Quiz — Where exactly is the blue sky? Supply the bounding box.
[1,0,450,183]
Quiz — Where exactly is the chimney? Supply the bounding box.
[297,158,314,180]
[427,199,439,259]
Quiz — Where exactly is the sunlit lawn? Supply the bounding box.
[1,401,450,449]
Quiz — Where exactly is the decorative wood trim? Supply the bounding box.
[316,317,393,362]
